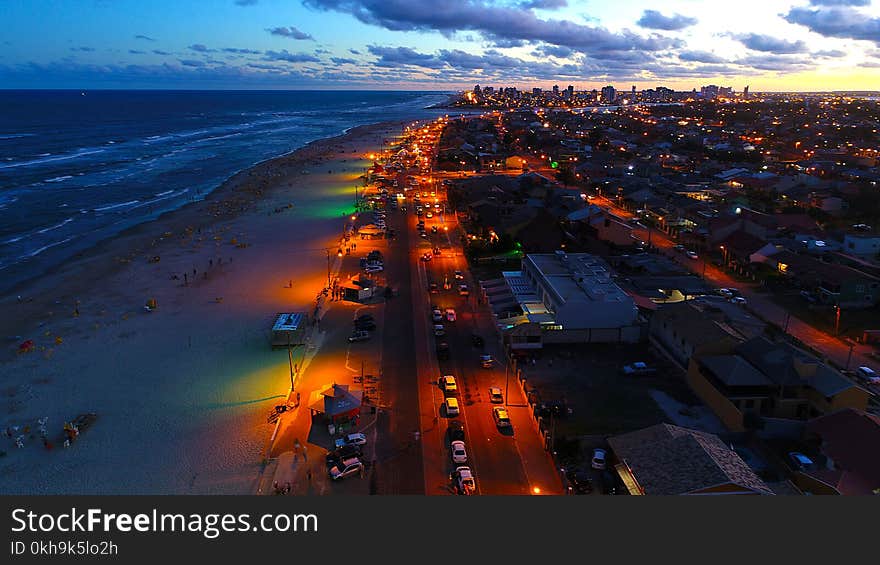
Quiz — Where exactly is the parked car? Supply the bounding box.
[452,466,476,495]
[686,250,699,260]
[348,330,371,343]
[445,308,457,322]
[447,420,465,442]
[429,282,438,292]
[591,448,607,470]
[856,366,880,384]
[450,440,468,464]
[328,457,363,480]
[432,309,444,323]
[488,387,503,404]
[788,452,814,471]
[439,375,457,394]
[622,362,655,376]
[492,406,512,429]
[480,354,494,368]
[336,433,367,447]
[326,444,363,466]
[730,296,748,305]
[458,284,470,296]
[433,324,445,337]
[454,270,464,280]
[445,397,460,417]
[717,288,735,298]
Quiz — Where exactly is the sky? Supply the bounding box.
[1,0,879,91]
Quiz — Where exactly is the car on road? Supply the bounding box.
[425,211,433,218]
[686,250,699,260]
[480,354,494,368]
[429,282,438,292]
[856,366,880,384]
[622,362,655,376]
[432,309,444,323]
[452,466,476,495]
[471,334,484,348]
[445,397,460,417]
[454,270,464,280]
[717,288,735,298]
[420,231,428,238]
[436,341,450,360]
[432,246,441,255]
[458,284,470,296]
[729,296,748,305]
[488,387,503,403]
[328,457,363,481]
[365,265,384,273]
[439,375,457,394]
[431,226,438,233]
[421,252,432,262]
[450,440,468,464]
[445,308,457,322]
[348,330,371,343]
[492,406,512,429]
[591,448,607,470]
[673,244,686,252]
[337,433,367,447]
[448,420,465,442]
[433,324,445,337]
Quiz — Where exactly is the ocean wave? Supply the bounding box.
[94,199,140,212]
[154,190,174,197]
[0,133,35,140]
[23,236,76,259]
[0,149,107,171]
[44,175,73,183]
[36,217,75,235]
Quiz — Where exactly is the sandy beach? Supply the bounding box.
[0,120,404,494]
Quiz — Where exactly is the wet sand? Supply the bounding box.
[0,120,403,493]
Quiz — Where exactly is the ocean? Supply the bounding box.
[0,90,450,293]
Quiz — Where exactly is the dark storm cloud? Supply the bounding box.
[263,49,321,63]
[730,33,809,54]
[267,26,314,40]
[303,0,680,53]
[636,10,697,31]
[784,6,880,44]
[678,50,727,63]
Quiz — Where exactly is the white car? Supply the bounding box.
[451,440,468,464]
[445,308,457,322]
[328,457,363,480]
[341,432,367,446]
[686,250,699,260]
[452,466,476,495]
[432,309,444,323]
[591,448,607,470]
[717,288,735,298]
[730,296,747,305]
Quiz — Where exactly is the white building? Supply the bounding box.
[494,252,640,348]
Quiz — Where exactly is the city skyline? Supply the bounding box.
[1,0,880,90]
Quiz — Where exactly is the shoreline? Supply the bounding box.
[0,118,406,493]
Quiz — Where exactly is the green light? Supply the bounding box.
[551,161,559,169]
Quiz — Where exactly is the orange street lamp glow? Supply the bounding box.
[532,486,541,494]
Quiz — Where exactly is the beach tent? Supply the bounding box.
[308,383,362,422]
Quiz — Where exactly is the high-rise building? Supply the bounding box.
[567,85,574,99]
[743,85,749,100]
[474,85,481,95]
[601,85,616,104]
[552,84,560,97]
[532,87,542,96]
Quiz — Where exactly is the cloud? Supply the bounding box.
[520,0,567,9]
[534,44,574,58]
[178,59,206,67]
[809,0,869,5]
[636,10,697,31]
[129,49,147,55]
[69,46,95,52]
[152,50,171,56]
[134,35,155,41]
[303,0,680,54]
[267,26,314,40]
[731,33,808,54]
[235,0,258,5]
[367,45,446,68]
[263,49,320,63]
[734,53,814,71]
[330,57,358,64]
[188,44,215,53]
[813,49,847,57]
[222,47,262,54]
[348,48,361,54]
[678,50,727,63]
[784,6,880,45]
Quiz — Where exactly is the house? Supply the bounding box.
[797,409,880,495]
[589,213,637,247]
[688,336,870,432]
[505,155,529,170]
[649,301,744,369]
[761,250,880,308]
[607,423,774,495]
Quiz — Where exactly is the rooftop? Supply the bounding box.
[525,252,631,307]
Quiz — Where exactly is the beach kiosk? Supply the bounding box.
[270,312,309,349]
[308,383,363,434]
